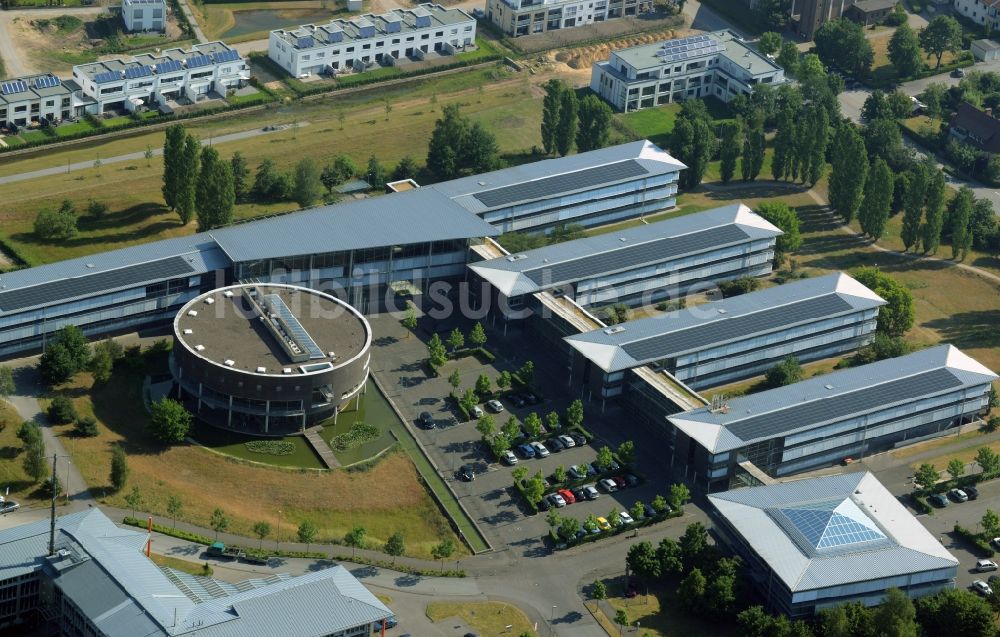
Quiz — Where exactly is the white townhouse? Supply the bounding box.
[487,0,652,36]
[1,74,77,129]
[122,0,167,32]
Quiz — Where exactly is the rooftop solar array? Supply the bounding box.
[620,294,853,362]
[727,367,962,443]
[2,80,28,95]
[523,224,749,286]
[212,49,241,63]
[297,36,314,48]
[93,71,122,84]
[124,65,152,80]
[474,160,648,208]
[264,294,325,360]
[0,257,195,313]
[186,54,212,69]
[155,59,184,74]
[33,76,61,89]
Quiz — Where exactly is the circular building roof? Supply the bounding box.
[173,284,370,377]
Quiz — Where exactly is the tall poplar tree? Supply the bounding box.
[161,124,185,211]
[176,134,200,225]
[541,79,563,155]
[858,158,894,240]
[195,146,235,231]
[829,124,869,222]
[741,112,765,182]
[951,186,974,260]
[718,120,743,183]
[555,89,578,157]
[900,162,928,251]
[921,168,946,253]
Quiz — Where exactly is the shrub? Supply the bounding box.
[74,416,98,437]
[329,423,380,451]
[47,395,77,424]
[244,440,295,456]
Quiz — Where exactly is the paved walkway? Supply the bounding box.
[173,0,208,43]
[303,426,340,468]
[0,122,308,186]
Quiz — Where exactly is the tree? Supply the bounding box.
[195,146,235,231]
[613,608,629,635]
[17,421,41,448]
[758,31,782,57]
[852,267,915,336]
[737,606,774,637]
[74,416,97,437]
[294,519,316,551]
[110,445,130,491]
[34,203,78,240]
[575,94,612,152]
[670,115,714,189]
[392,155,418,181]
[679,522,710,570]
[292,158,323,208]
[669,483,691,510]
[427,104,468,180]
[448,369,461,392]
[777,40,800,74]
[343,524,366,557]
[447,328,465,352]
[618,440,635,465]
[631,500,646,522]
[546,411,560,432]
[554,89,578,157]
[47,395,77,424]
[86,199,108,219]
[22,438,47,483]
[476,414,496,440]
[253,158,290,202]
[523,471,546,506]
[365,154,386,190]
[431,538,455,570]
[325,154,357,190]
[148,398,192,443]
[754,201,801,261]
[176,134,200,224]
[0,366,13,399]
[976,447,1000,476]
[915,589,996,637]
[124,485,143,517]
[475,373,492,398]
[651,494,669,515]
[566,399,584,429]
[518,360,535,385]
[914,463,940,490]
[919,15,962,69]
[541,79,564,155]
[677,567,707,612]
[400,305,417,337]
[162,124,185,210]
[900,162,928,251]
[385,532,405,564]
[207,507,229,538]
[596,446,614,471]
[718,120,743,184]
[815,19,873,78]
[741,113,765,182]
[981,509,1000,538]
[864,117,903,163]
[772,109,795,181]
[469,322,487,348]
[951,186,974,260]
[858,157,894,240]
[874,588,918,637]
[592,580,607,600]
[888,23,923,79]
[829,124,868,222]
[88,342,113,384]
[765,356,803,388]
[252,521,271,549]
[230,152,250,203]
[922,167,947,253]
[947,458,965,481]
[523,412,543,439]
[755,0,791,31]
[497,371,512,391]
[427,333,447,366]
[627,541,662,587]
[805,106,829,185]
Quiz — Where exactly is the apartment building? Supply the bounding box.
[72,41,248,113]
[668,345,998,490]
[954,0,1000,30]
[487,0,652,36]
[0,74,75,129]
[122,0,166,32]
[267,4,476,78]
[590,30,785,112]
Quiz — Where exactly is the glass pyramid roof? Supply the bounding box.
[779,498,886,550]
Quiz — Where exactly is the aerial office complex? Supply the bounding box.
[564,272,886,393]
[709,472,959,617]
[0,509,392,636]
[0,74,75,129]
[668,345,998,490]
[487,0,652,36]
[171,284,372,434]
[72,42,248,113]
[268,4,476,78]
[590,31,785,112]
[468,203,781,314]
[122,0,167,32]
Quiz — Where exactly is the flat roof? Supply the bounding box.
[175,285,368,375]
[709,472,958,593]
[669,345,998,453]
[610,30,782,76]
[565,273,884,373]
[74,41,240,82]
[0,74,71,105]
[469,203,780,296]
[432,140,686,214]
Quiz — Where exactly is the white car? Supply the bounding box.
[973,579,994,596]
[619,511,635,525]
[582,485,600,500]
[501,450,518,465]
[976,559,998,572]
[599,478,618,493]
[530,441,550,458]
[471,405,485,419]
[558,434,576,448]
[548,493,566,508]
[0,499,19,514]
[487,399,504,413]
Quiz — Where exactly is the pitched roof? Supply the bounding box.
[709,472,958,592]
[668,345,998,453]
[565,273,884,373]
[468,203,780,296]
[851,0,897,13]
[950,102,1000,153]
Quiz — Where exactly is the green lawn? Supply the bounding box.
[619,104,679,147]
[55,121,99,137]
[188,426,326,469]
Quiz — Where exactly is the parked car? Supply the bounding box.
[486,399,504,413]
[582,485,600,500]
[976,559,998,572]
[596,516,612,531]
[612,476,627,490]
[569,465,588,480]
[571,433,587,446]
[624,474,640,487]
[455,465,475,482]
[0,500,20,514]
[546,437,565,453]
[537,496,550,511]
[949,488,969,503]
[548,493,566,508]
[517,443,536,459]
[952,68,966,78]
[523,392,539,405]
[531,441,550,458]
[619,511,635,525]
[558,434,576,448]
[418,411,435,429]
[471,405,485,419]
[973,579,993,596]
[501,450,518,465]
[599,478,618,493]
[992,537,1000,550]
[374,616,398,631]
[509,394,527,408]
[965,485,980,500]
[641,502,657,518]
[558,488,576,505]
[572,487,587,502]
[929,493,949,507]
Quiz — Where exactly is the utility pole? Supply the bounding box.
[48,454,58,556]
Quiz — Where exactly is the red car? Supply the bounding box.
[612,476,627,490]
[558,488,576,504]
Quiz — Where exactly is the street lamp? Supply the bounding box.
[550,605,557,637]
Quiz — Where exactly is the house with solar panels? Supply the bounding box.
[590,30,786,112]
[1,74,76,129]
[468,203,781,317]
[72,42,247,114]
[668,345,998,490]
[122,0,166,32]
[0,509,392,636]
[564,272,886,395]
[487,0,651,37]
[709,472,959,618]
[267,4,475,78]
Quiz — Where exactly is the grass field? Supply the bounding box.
[869,31,958,84]
[51,371,466,558]
[426,602,536,636]
[0,402,36,506]
[189,426,326,470]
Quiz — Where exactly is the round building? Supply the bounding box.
[170,283,371,435]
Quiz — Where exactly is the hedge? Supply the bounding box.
[549,507,684,549]
[448,346,495,363]
[954,523,995,557]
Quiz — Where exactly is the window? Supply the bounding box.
[133,9,143,18]
[421,33,429,39]
[346,46,355,52]
[45,100,54,107]
[362,43,370,50]
[391,38,400,44]
[406,36,414,41]
[435,30,443,36]
[152,8,162,17]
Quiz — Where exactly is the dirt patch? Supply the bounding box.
[509,10,684,54]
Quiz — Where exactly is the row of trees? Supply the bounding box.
[426,104,502,180]
[162,124,237,231]
[541,79,614,156]
[479,397,581,460]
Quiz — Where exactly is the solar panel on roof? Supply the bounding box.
[297,36,314,48]
[212,49,240,63]
[1,80,28,95]
[264,294,325,360]
[34,76,60,89]
[726,367,962,443]
[93,71,122,84]
[124,65,152,80]
[474,160,649,209]
[0,257,195,312]
[154,59,183,74]
[186,54,212,69]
